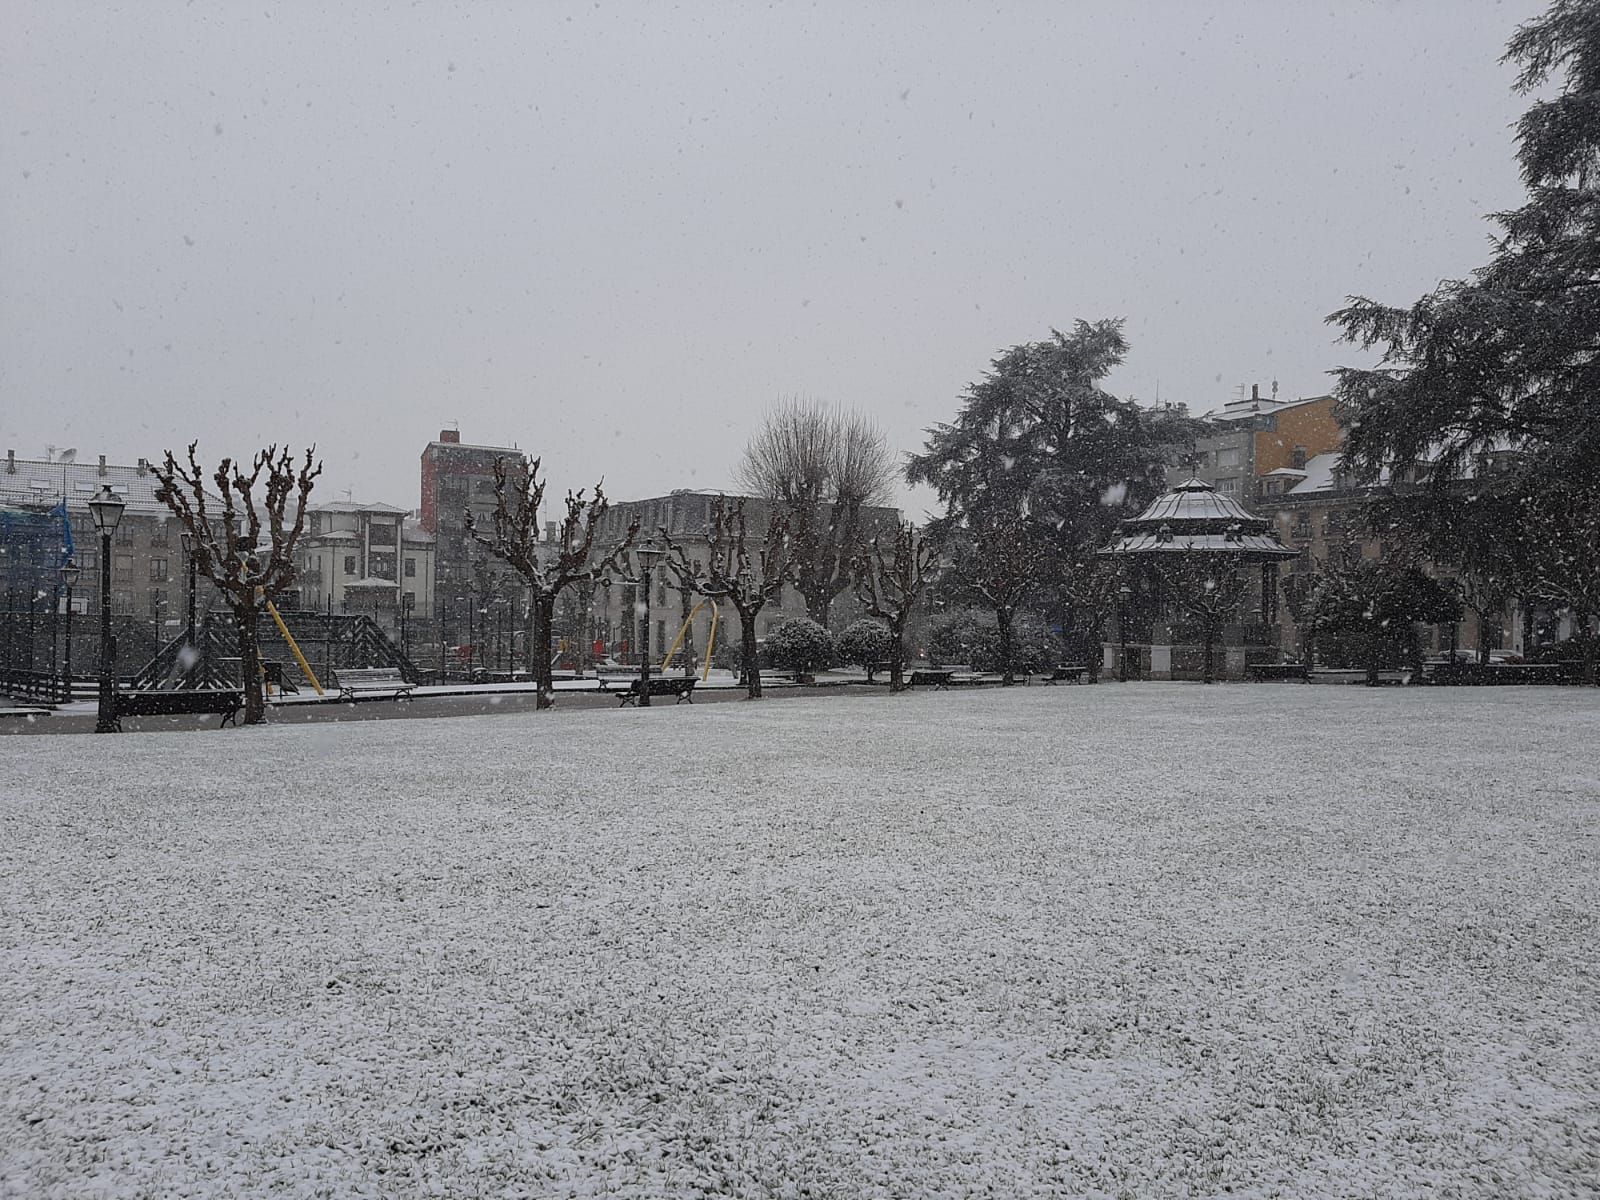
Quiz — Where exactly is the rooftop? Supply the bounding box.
[1200,393,1332,423]
[1,455,171,515]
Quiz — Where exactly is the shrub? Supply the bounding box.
[767,617,835,675]
[837,619,894,671]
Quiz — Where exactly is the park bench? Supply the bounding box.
[909,669,956,690]
[616,677,697,706]
[334,667,415,702]
[1042,664,1089,684]
[261,659,300,695]
[111,688,243,730]
[1245,663,1310,682]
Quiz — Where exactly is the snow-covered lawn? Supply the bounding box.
[3,686,1597,1198]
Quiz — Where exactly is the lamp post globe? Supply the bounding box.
[633,539,664,706]
[88,485,126,732]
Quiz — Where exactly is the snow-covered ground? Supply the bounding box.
[3,686,1597,1198]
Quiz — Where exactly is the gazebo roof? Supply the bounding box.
[1099,477,1297,561]
[1126,477,1262,527]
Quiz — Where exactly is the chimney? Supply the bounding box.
[439,429,460,444]
[544,521,557,543]
[5,449,13,474]
[98,454,107,477]
[136,457,148,475]
[1251,383,1260,402]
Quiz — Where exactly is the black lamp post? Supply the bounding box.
[180,529,198,685]
[60,559,79,704]
[89,484,126,733]
[1118,582,1133,683]
[634,538,664,706]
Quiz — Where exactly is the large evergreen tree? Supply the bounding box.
[907,320,1197,651]
[1330,1,1600,518]
[1330,0,1600,678]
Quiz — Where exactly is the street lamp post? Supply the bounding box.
[180,530,198,685]
[89,485,126,733]
[60,560,79,704]
[1118,583,1133,683]
[49,581,60,698]
[634,539,664,706]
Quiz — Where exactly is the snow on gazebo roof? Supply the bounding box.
[1127,477,1262,526]
[1099,477,1297,560]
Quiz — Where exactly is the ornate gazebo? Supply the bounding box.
[1099,478,1298,680]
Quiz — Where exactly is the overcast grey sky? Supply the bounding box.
[2,0,1542,516]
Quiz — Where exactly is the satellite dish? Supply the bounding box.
[59,448,77,463]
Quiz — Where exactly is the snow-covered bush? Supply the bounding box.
[837,619,894,673]
[767,617,835,676]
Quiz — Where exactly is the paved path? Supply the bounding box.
[0,677,905,735]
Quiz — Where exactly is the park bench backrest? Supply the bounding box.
[337,668,409,689]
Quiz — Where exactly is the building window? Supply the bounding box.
[114,554,134,574]
[370,552,396,580]
[148,589,165,618]
[149,557,168,581]
[1291,445,1308,470]
[405,557,416,578]
[344,555,357,576]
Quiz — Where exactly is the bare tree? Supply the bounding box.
[735,399,897,626]
[662,497,793,699]
[1057,546,1122,683]
[966,513,1047,686]
[1525,483,1600,684]
[851,521,939,692]
[1155,549,1251,685]
[153,442,321,725]
[467,457,636,709]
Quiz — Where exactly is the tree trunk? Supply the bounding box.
[533,594,556,709]
[888,617,906,693]
[1202,623,1216,685]
[996,605,1016,686]
[741,614,762,699]
[234,602,266,724]
[1366,630,1381,687]
[680,592,696,678]
[1582,626,1597,686]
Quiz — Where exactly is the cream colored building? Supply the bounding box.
[294,501,436,620]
